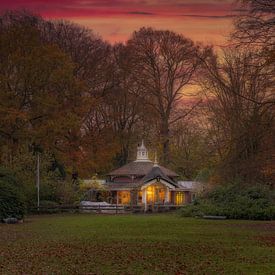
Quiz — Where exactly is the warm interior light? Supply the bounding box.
[175,192,185,205]
[117,191,130,204]
[146,184,166,204]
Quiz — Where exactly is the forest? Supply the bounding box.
[0,0,274,208]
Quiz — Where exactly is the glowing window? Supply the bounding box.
[138,191,142,203]
[117,191,130,205]
[175,192,185,205]
[146,184,166,204]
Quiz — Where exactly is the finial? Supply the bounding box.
[153,151,158,167]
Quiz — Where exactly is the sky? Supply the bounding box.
[0,0,237,45]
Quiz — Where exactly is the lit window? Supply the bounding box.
[175,192,185,205]
[138,191,142,203]
[146,184,166,204]
[118,191,130,204]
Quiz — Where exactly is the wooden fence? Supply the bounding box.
[29,204,183,214]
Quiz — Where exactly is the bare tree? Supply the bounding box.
[127,27,211,164]
[200,49,275,183]
[233,0,275,57]
[231,0,275,107]
[170,117,211,180]
[41,20,112,97]
[106,44,146,165]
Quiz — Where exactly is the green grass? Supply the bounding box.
[0,214,274,274]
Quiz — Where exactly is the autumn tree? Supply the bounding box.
[39,19,116,176]
[41,20,112,95]
[0,11,84,175]
[126,28,211,164]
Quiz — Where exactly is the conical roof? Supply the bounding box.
[142,165,178,186]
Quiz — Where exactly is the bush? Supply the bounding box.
[179,205,204,217]
[179,184,275,220]
[0,168,26,221]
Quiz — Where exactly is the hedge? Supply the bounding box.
[179,184,275,220]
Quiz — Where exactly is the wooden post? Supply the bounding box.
[116,191,119,205]
[165,187,169,203]
[36,153,40,211]
[144,189,147,212]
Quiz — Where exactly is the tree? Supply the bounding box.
[41,20,112,97]
[127,27,211,164]
[169,114,212,180]
[41,19,121,176]
[200,49,275,183]
[233,0,275,59]
[104,44,145,165]
[0,11,84,175]
[231,0,275,107]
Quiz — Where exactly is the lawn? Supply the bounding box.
[0,214,274,274]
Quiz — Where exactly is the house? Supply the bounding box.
[104,141,200,209]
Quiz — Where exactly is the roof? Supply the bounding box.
[83,179,106,185]
[108,161,178,177]
[104,180,202,191]
[103,182,142,190]
[177,181,202,190]
[142,165,177,186]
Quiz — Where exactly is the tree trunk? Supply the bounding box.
[160,120,170,165]
[120,143,129,166]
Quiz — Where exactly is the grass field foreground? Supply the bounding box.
[0,214,274,274]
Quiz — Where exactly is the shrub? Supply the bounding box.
[179,205,204,217]
[0,168,26,221]
[179,184,275,220]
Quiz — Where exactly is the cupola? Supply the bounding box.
[135,140,151,162]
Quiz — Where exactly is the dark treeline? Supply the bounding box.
[0,0,274,205]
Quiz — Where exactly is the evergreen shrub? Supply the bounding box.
[0,168,26,221]
[179,184,275,220]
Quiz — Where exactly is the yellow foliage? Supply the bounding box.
[79,175,105,191]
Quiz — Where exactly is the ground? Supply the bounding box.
[0,214,274,274]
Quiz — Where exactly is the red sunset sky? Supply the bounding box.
[0,0,236,45]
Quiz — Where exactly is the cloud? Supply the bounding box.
[0,0,234,44]
[232,8,248,12]
[127,11,155,15]
[181,14,235,19]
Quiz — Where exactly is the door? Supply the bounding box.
[146,184,166,204]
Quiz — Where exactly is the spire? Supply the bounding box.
[135,140,150,162]
[153,152,158,167]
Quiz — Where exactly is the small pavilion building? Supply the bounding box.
[104,141,199,208]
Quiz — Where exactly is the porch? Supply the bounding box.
[113,181,192,208]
